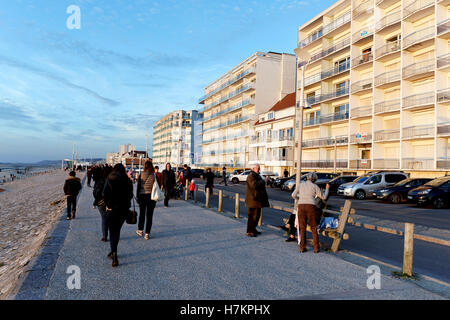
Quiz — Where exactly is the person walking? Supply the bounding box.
[221,166,228,186]
[154,165,162,187]
[189,179,196,199]
[204,168,215,198]
[283,168,289,178]
[87,167,92,187]
[244,164,269,237]
[63,171,82,220]
[103,164,134,267]
[291,172,330,253]
[183,165,192,184]
[136,161,157,240]
[162,163,176,208]
[93,167,109,242]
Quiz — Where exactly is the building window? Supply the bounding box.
[335,57,350,71]
[268,112,274,120]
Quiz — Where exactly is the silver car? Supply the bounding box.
[343,171,408,200]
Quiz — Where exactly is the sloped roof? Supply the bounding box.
[269,92,296,112]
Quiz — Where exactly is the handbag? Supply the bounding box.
[126,197,137,224]
[151,174,164,202]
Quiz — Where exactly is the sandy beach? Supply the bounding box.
[0,170,80,299]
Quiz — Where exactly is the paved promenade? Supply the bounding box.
[13,181,448,300]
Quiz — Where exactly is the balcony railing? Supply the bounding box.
[303,117,320,127]
[302,135,348,148]
[403,91,434,109]
[402,59,435,79]
[402,125,434,139]
[375,69,400,86]
[437,122,450,136]
[352,26,373,43]
[349,159,372,169]
[198,67,255,103]
[437,88,450,103]
[303,61,350,87]
[202,99,254,122]
[373,159,400,169]
[203,115,252,133]
[350,133,372,143]
[437,53,450,69]
[352,52,373,68]
[437,18,450,36]
[302,160,348,168]
[351,105,372,118]
[375,39,401,59]
[351,78,372,93]
[402,158,434,170]
[376,10,401,32]
[374,99,401,114]
[403,25,435,49]
[307,37,351,64]
[298,11,351,48]
[437,158,450,169]
[404,0,435,19]
[353,0,374,19]
[202,83,256,111]
[374,129,400,141]
[320,111,350,124]
[306,86,349,105]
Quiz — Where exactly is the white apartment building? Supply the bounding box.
[295,0,450,178]
[198,52,297,171]
[152,110,199,167]
[249,92,296,176]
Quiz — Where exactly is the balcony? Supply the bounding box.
[307,87,349,106]
[437,55,450,74]
[437,88,450,104]
[403,26,435,51]
[352,26,373,44]
[351,78,372,94]
[202,83,256,111]
[403,0,435,22]
[202,99,255,123]
[374,129,400,141]
[350,133,372,144]
[403,92,435,110]
[306,37,351,64]
[402,59,435,81]
[352,52,373,69]
[437,158,450,169]
[303,61,350,87]
[351,105,372,119]
[302,135,348,148]
[198,67,255,103]
[303,117,321,127]
[375,39,401,61]
[437,18,450,39]
[349,159,372,169]
[437,122,450,136]
[402,158,435,170]
[302,160,348,169]
[319,111,349,124]
[353,0,374,20]
[203,115,252,133]
[269,135,295,148]
[373,159,400,169]
[375,69,400,88]
[298,11,351,48]
[374,99,401,114]
[402,125,434,139]
[376,10,401,33]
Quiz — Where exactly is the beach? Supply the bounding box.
[0,170,75,299]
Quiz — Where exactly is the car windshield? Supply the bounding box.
[354,176,369,183]
[394,178,413,187]
[424,178,449,187]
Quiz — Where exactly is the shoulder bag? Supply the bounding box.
[151,174,164,202]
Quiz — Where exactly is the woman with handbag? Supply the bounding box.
[136,161,158,240]
[103,163,134,267]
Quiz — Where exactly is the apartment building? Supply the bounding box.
[249,92,296,176]
[152,110,199,167]
[198,52,297,171]
[295,0,450,178]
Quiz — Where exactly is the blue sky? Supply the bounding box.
[0,0,336,163]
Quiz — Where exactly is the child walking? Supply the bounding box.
[189,179,196,199]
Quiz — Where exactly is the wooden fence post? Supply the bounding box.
[185,180,189,201]
[403,223,414,277]
[235,193,240,218]
[205,187,210,208]
[218,190,223,212]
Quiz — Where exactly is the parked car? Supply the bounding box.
[342,171,408,200]
[317,175,358,194]
[191,168,204,178]
[282,172,338,192]
[229,170,262,184]
[407,176,450,209]
[373,178,432,204]
[273,174,296,189]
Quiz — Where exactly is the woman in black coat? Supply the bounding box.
[103,163,133,267]
[161,163,176,208]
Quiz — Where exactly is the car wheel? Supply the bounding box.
[433,197,446,209]
[355,190,366,200]
[232,178,239,184]
[389,193,402,204]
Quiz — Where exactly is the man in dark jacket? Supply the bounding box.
[245,164,269,237]
[204,168,215,197]
[63,171,82,220]
[162,163,176,208]
[183,165,193,184]
[220,166,228,186]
